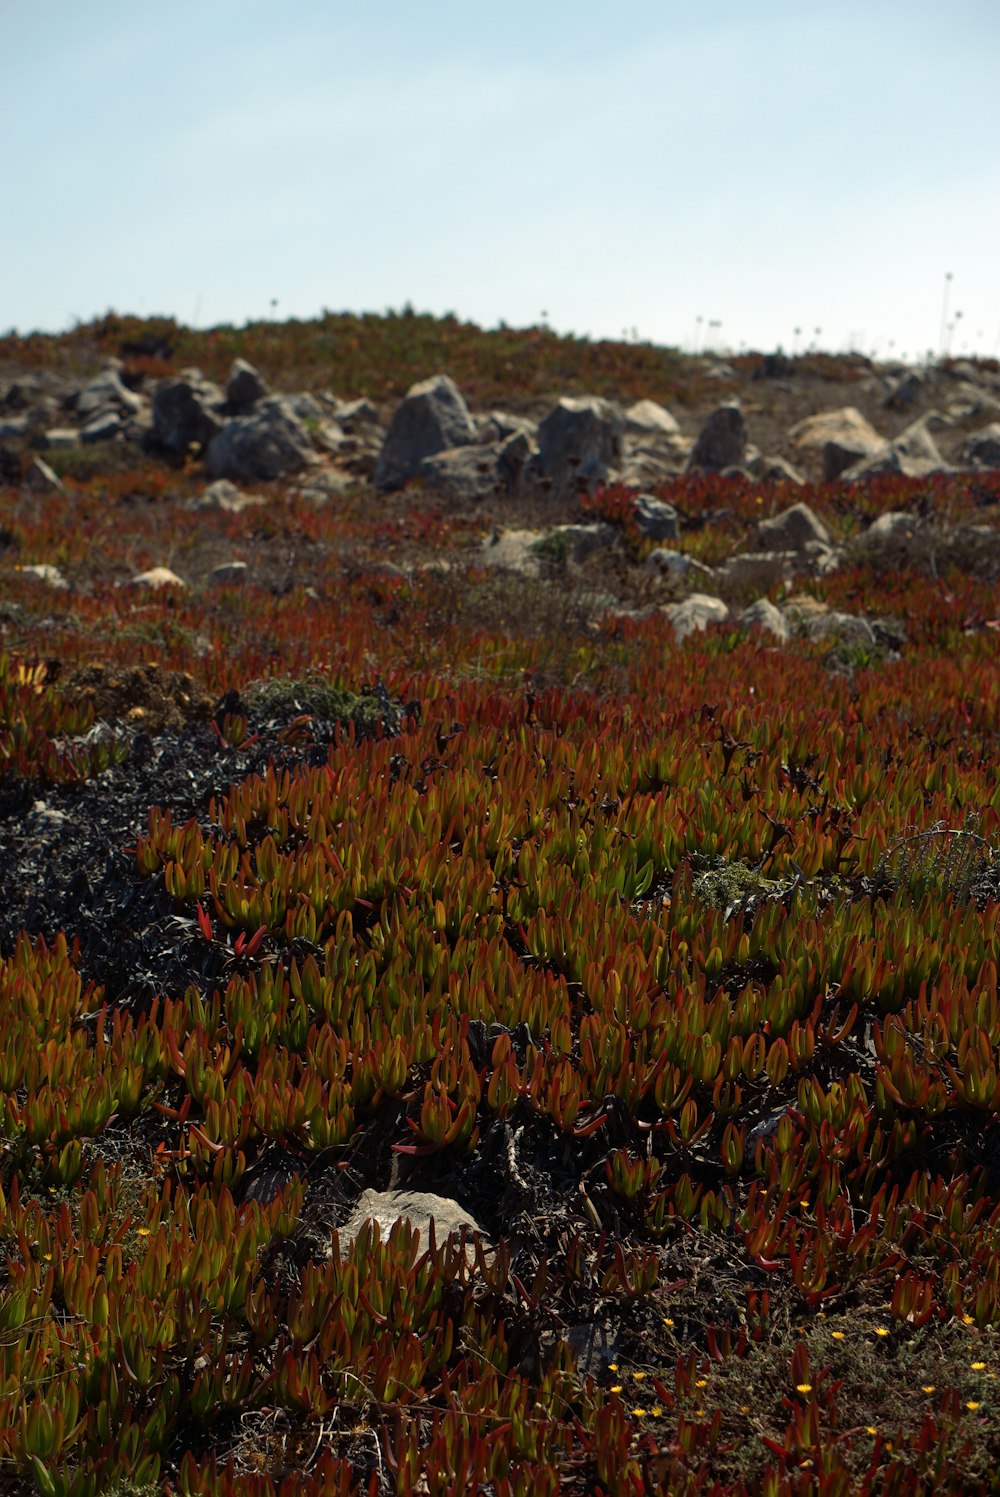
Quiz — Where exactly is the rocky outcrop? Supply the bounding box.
[75,365,143,420]
[753,502,831,553]
[632,494,679,541]
[375,375,477,491]
[334,1189,489,1266]
[531,397,623,497]
[204,397,317,482]
[688,402,746,471]
[151,375,226,455]
[662,593,729,640]
[964,424,1000,469]
[225,358,269,414]
[789,407,886,480]
[624,398,681,437]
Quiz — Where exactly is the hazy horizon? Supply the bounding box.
[5,0,999,361]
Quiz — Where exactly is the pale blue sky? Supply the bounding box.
[4,0,999,358]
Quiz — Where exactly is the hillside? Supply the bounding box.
[1,313,999,1495]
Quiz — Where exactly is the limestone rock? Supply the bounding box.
[963,424,1000,469]
[751,454,805,485]
[329,397,380,432]
[662,593,729,640]
[75,366,143,420]
[152,376,226,455]
[334,1189,489,1265]
[16,563,68,590]
[209,561,249,587]
[645,549,715,582]
[204,397,317,482]
[420,443,506,504]
[375,375,477,491]
[624,398,681,437]
[753,501,831,553]
[225,358,269,414]
[839,428,947,481]
[531,396,623,497]
[789,407,886,480]
[26,457,65,494]
[80,411,124,444]
[738,598,790,641]
[864,511,919,542]
[482,524,616,577]
[633,494,679,542]
[188,479,266,514]
[884,370,926,412]
[126,567,186,590]
[475,411,537,444]
[716,552,801,590]
[688,402,746,471]
[42,429,80,450]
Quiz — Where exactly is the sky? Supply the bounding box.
[4,0,1000,360]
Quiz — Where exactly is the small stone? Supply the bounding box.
[208,561,249,587]
[334,1189,489,1268]
[16,563,68,590]
[127,567,187,589]
[738,598,789,640]
[26,457,66,494]
[633,494,679,541]
[662,593,729,640]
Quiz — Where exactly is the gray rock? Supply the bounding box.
[620,449,688,488]
[532,396,624,497]
[754,502,831,552]
[738,598,790,641]
[375,374,477,491]
[633,494,679,541]
[496,429,537,492]
[839,439,947,482]
[0,416,30,440]
[420,443,506,504]
[884,370,926,412]
[751,454,806,485]
[209,561,250,587]
[76,366,143,420]
[292,469,358,503]
[789,407,885,480]
[329,397,380,432]
[204,397,317,482]
[892,417,945,467]
[662,593,730,640]
[188,479,266,514]
[285,392,327,424]
[716,551,802,589]
[126,566,187,590]
[334,1189,489,1266]
[802,610,876,646]
[225,358,269,414]
[475,410,537,444]
[152,376,226,455]
[624,398,681,437]
[863,511,920,542]
[80,410,123,444]
[963,423,1000,469]
[482,523,616,577]
[26,457,65,494]
[42,429,80,450]
[645,548,715,582]
[16,563,68,590]
[688,402,746,471]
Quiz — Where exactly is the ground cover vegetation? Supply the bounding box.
[0,315,999,1494]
